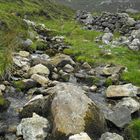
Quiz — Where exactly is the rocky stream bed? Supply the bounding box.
[0,13,140,140]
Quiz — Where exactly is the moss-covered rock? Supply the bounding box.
[124,119,140,140]
[0,96,10,112]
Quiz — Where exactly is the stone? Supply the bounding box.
[82,62,91,70]
[22,39,33,48]
[102,33,113,44]
[105,106,131,128]
[126,17,136,26]
[129,38,140,51]
[115,97,140,114]
[28,64,50,76]
[20,95,49,118]
[131,29,140,40]
[50,83,106,139]
[31,53,50,66]
[19,51,30,57]
[100,132,124,140]
[106,84,140,98]
[90,85,97,92]
[69,132,92,140]
[31,74,49,86]
[17,113,50,140]
[0,85,6,91]
[49,53,75,67]
[63,64,74,73]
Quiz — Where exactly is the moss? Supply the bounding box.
[105,78,113,86]
[13,80,25,90]
[124,119,140,140]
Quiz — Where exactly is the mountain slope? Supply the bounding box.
[55,0,140,12]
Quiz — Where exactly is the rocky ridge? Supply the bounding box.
[0,15,140,140]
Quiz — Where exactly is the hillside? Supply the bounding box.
[56,0,140,12]
[0,1,140,140]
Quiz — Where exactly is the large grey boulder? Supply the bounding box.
[100,132,124,140]
[49,83,106,139]
[17,113,50,140]
[69,132,92,140]
[106,84,140,98]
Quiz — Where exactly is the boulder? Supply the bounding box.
[17,113,50,140]
[131,29,140,39]
[100,132,124,140]
[69,132,92,140]
[28,64,50,76]
[106,84,140,98]
[50,83,106,139]
[129,38,140,51]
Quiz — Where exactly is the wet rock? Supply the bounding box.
[69,132,92,140]
[0,85,6,92]
[20,95,50,118]
[49,53,75,67]
[115,97,140,114]
[90,85,97,92]
[28,64,50,76]
[31,74,50,86]
[100,132,124,140]
[106,84,140,98]
[102,33,113,44]
[17,113,50,140]
[50,83,106,139]
[105,106,131,128]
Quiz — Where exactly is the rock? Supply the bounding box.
[20,95,49,118]
[31,54,50,66]
[129,38,140,51]
[82,62,92,70]
[17,113,50,140]
[63,64,74,73]
[0,95,10,112]
[28,64,50,76]
[0,84,6,91]
[100,132,124,140]
[106,84,140,98]
[131,29,140,40]
[19,51,30,57]
[69,132,92,140]
[49,53,75,67]
[115,97,140,114]
[90,85,97,92]
[126,17,136,26]
[22,39,33,48]
[31,74,49,86]
[102,33,113,44]
[13,56,30,68]
[50,83,106,139]
[105,106,131,128]
[14,79,37,91]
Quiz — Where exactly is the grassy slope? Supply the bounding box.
[0,0,73,76]
[43,19,140,86]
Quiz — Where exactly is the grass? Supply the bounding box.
[0,0,74,76]
[43,19,140,86]
[124,119,140,140]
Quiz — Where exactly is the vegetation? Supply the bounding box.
[124,119,140,140]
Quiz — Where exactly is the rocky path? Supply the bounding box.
[0,18,140,140]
